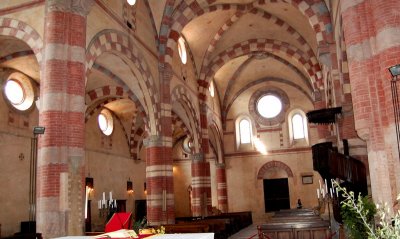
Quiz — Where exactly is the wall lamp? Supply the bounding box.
[127,180,133,193]
[389,64,400,161]
[33,126,45,135]
[85,177,94,192]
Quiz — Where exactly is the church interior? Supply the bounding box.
[0,0,399,238]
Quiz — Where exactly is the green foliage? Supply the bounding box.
[334,182,400,239]
[340,191,376,239]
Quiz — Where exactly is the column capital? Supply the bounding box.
[47,0,94,16]
[143,135,163,147]
[216,163,226,169]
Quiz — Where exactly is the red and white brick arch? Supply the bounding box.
[201,38,322,98]
[172,111,192,141]
[0,18,43,63]
[171,85,202,154]
[257,160,294,179]
[130,123,146,160]
[201,7,315,70]
[86,29,159,135]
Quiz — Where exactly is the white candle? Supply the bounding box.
[110,191,112,201]
[103,192,105,201]
[324,179,328,192]
[330,188,333,198]
[319,180,322,190]
[114,199,117,208]
[336,188,339,198]
[321,189,325,198]
[331,179,334,190]
[317,189,320,199]
[98,200,101,209]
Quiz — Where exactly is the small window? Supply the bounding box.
[178,37,187,64]
[292,114,305,139]
[209,81,215,98]
[5,79,24,105]
[239,119,251,144]
[3,72,35,112]
[98,109,114,136]
[257,95,282,118]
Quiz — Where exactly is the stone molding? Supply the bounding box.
[47,0,94,16]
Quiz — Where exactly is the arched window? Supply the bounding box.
[292,113,305,139]
[288,110,309,146]
[239,119,251,144]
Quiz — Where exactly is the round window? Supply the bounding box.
[3,72,35,112]
[5,79,25,105]
[178,37,187,64]
[257,95,282,118]
[98,109,114,136]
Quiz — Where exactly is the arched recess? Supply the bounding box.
[171,85,201,153]
[86,29,159,135]
[208,122,224,164]
[0,18,43,64]
[257,161,294,179]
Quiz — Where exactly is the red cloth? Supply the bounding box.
[105,212,132,233]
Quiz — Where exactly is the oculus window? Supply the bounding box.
[98,109,114,136]
[257,95,282,118]
[3,72,35,112]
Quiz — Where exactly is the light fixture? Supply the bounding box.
[144,182,147,195]
[127,180,133,193]
[85,177,94,191]
[33,126,45,135]
[389,64,400,78]
[127,0,136,6]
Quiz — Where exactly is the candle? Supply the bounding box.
[110,191,112,201]
[331,179,334,190]
[319,180,322,190]
[330,188,333,198]
[98,200,101,209]
[336,188,339,198]
[321,189,325,198]
[103,192,105,202]
[317,189,320,199]
[324,179,328,192]
[114,200,117,208]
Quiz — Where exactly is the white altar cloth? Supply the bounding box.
[149,233,214,239]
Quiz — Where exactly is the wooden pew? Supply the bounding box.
[257,220,330,239]
[163,223,210,234]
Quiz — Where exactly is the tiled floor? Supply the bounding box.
[228,224,258,239]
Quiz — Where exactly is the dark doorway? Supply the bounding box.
[263,178,290,212]
[135,200,147,221]
[116,200,126,212]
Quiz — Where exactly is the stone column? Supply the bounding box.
[341,0,400,204]
[216,163,228,213]
[37,0,93,238]
[144,136,175,225]
[191,153,211,217]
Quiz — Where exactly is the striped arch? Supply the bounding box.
[0,18,43,64]
[172,111,192,140]
[208,122,224,164]
[257,161,294,179]
[171,85,201,153]
[165,1,331,67]
[86,85,128,105]
[202,7,315,69]
[201,38,322,98]
[86,29,159,135]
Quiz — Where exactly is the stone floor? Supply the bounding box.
[227,224,258,239]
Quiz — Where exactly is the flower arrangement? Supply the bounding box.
[334,181,400,238]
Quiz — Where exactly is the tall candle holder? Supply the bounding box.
[98,192,117,220]
[316,179,339,232]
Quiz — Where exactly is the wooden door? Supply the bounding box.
[263,178,290,212]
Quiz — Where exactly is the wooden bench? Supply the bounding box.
[258,221,330,239]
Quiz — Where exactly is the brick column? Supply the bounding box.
[341,0,400,204]
[216,163,228,213]
[191,153,212,217]
[37,0,93,238]
[144,136,174,225]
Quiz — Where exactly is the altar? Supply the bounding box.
[55,231,214,239]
